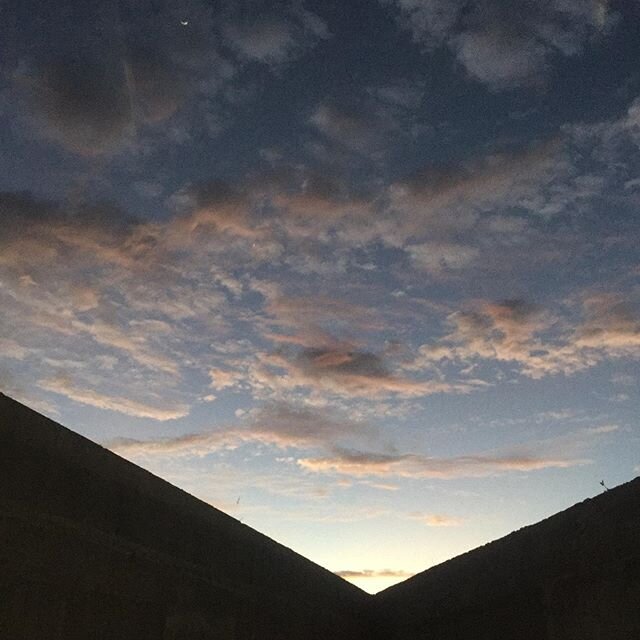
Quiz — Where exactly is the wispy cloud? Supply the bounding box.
[39,376,189,421]
[388,141,566,241]
[223,6,328,65]
[298,424,616,479]
[407,512,465,527]
[299,449,585,479]
[108,403,372,456]
[334,569,414,579]
[0,338,28,360]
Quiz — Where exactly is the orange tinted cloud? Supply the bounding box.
[39,377,189,421]
[298,448,587,479]
[334,569,414,579]
[108,403,370,456]
[257,347,480,398]
[413,296,640,379]
[408,513,465,527]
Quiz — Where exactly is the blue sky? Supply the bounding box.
[1,0,639,593]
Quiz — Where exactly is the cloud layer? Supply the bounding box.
[2,96,639,420]
[386,0,613,88]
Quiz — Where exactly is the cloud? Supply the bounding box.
[298,422,616,480]
[249,403,368,448]
[386,0,613,89]
[298,347,390,378]
[367,80,424,109]
[21,58,132,155]
[272,173,370,227]
[389,141,565,236]
[263,294,385,337]
[298,448,585,479]
[413,296,640,379]
[310,103,387,154]
[109,430,241,457]
[249,290,484,399]
[209,368,245,391]
[168,168,371,252]
[73,318,180,375]
[170,180,260,240]
[408,512,464,527]
[379,97,640,256]
[0,189,256,419]
[454,29,548,88]
[5,1,328,154]
[227,285,485,399]
[308,85,421,157]
[0,338,28,360]
[225,21,296,64]
[257,345,479,399]
[334,569,415,579]
[0,191,140,269]
[109,402,371,456]
[363,482,401,492]
[39,376,189,421]
[7,2,136,155]
[573,294,640,355]
[407,242,479,274]
[223,4,328,64]
[611,373,636,387]
[2,92,640,423]
[412,298,560,377]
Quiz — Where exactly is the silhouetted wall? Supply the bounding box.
[376,476,640,640]
[2,392,639,640]
[0,394,372,640]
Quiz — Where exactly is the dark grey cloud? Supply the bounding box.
[261,342,474,398]
[0,190,156,275]
[7,2,134,154]
[4,0,327,154]
[23,56,133,155]
[0,191,133,240]
[188,180,244,211]
[0,191,56,234]
[296,347,390,379]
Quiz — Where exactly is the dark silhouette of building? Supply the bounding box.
[1,392,639,639]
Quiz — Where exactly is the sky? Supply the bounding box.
[1,0,639,594]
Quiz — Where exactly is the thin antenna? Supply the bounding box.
[600,480,610,491]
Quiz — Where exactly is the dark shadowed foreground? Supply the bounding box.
[1,392,638,639]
